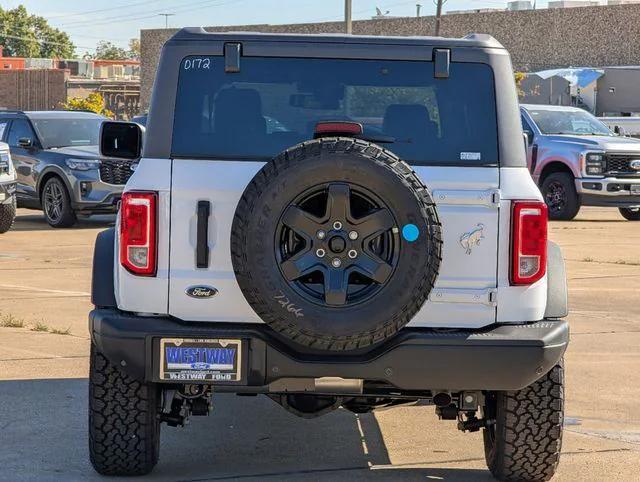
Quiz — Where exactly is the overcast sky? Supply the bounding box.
[3,0,551,54]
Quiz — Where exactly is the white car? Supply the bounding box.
[0,141,16,233]
[88,30,569,481]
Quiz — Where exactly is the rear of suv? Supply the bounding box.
[0,110,136,227]
[89,29,569,481]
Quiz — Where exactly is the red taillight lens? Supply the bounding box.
[511,201,548,285]
[120,191,157,276]
[314,121,363,136]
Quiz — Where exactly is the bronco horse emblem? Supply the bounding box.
[459,223,485,255]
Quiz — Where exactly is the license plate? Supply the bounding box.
[631,185,640,195]
[159,338,242,382]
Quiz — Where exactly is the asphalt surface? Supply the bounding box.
[0,207,639,481]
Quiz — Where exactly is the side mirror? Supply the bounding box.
[523,129,534,144]
[18,137,33,148]
[100,121,144,159]
[613,125,626,136]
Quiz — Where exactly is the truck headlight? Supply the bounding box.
[585,153,605,176]
[65,159,101,171]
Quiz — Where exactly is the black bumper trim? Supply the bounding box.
[89,309,569,392]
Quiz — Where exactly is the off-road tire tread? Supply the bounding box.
[484,362,564,481]
[42,177,77,228]
[231,137,442,351]
[88,344,160,476]
[0,196,16,233]
[619,207,640,221]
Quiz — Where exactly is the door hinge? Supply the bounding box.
[430,288,497,307]
[432,189,501,208]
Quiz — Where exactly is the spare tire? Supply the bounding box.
[231,138,442,351]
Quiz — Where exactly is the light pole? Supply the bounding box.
[416,3,422,17]
[345,0,352,34]
[434,0,447,36]
[158,13,175,29]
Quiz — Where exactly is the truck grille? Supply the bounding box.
[99,159,134,185]
[605,153,640,176]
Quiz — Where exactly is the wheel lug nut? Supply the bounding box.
[331,258,342,268]
[348,230,358,240]
[317,230,326,240]
[348,249,358,259]
[332,221,343,231]
[316,248,326,258]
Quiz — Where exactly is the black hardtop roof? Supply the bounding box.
[168,27,504,50]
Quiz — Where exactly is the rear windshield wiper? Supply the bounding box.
[355,133,396,144]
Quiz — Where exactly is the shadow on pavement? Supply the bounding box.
[0,379,494,481]
[11,213,115,232]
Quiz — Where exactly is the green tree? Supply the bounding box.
[128,38,140,60]
[61,92,113,117]
[0,5,75,58]
[94,40,128,60]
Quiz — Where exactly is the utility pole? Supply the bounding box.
[344,0,352,34]
[158,13,175,29]
[416,3,422,17]
[434,0,444,36]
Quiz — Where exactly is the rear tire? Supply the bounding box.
[541,172,580,221]
[42,177,77,228]
[89,343,161,476]
[0,196,16,233]
[483,361,564,481]
[619,207,640,221]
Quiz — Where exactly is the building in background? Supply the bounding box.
[507,1,534,10]
[0,46,140,119]
[548,1,600,7]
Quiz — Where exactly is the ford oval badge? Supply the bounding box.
[185,286,218,299]
[630,160,640,171]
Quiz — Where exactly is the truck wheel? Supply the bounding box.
[541,172,579,221]
[0,196,16,233]
[42,177,77,228]
[231,137,442,351]
[619,207,640,221]
[482,361,564,482]
[89,343,161,476]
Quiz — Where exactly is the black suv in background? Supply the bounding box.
[0,110,136,227]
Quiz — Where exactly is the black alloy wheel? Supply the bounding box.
[276,182,399,307]
[42,177,77,228]
[544,180,567,215]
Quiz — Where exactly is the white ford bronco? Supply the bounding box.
[89,29,569,481]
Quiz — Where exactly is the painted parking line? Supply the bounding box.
[0,284,90,297]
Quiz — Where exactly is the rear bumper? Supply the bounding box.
[89,308,569,393]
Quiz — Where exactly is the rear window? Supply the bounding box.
[172,56,498,165]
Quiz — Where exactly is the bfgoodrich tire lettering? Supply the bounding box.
[483,361,564,481]
[89,344,160,476]
[231,137,442,351]
[0,196,16,233]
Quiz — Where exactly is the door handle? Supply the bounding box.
[196,200,210,268]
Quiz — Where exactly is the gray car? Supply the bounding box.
[0,110,136,227]
[520,104,640,220]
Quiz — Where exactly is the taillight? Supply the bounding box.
[120,191,157,276]
[511,201,547,285]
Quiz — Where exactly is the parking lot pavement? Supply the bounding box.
[1,207,639,481]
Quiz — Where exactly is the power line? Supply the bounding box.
[55,0,236,29]
[46,0,169,20]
